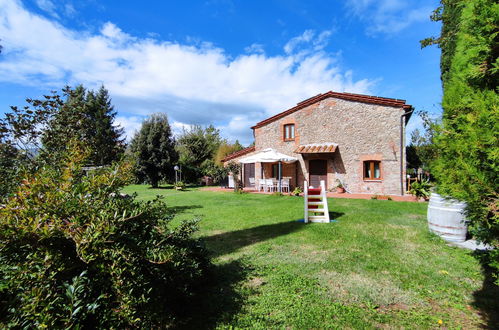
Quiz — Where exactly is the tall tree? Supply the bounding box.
[86,86,125,165]
[42,86,89,158]
[176,125,223,182]
[424,0,499,282]
[0,89,67,199]
[42,85,125,165]
[214,141,244,165]
[129,113,177,187]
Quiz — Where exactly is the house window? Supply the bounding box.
[283,124,295,141]
[364,160,381,180]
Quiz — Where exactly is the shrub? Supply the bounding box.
[291,187,303,196]
[0,146,210,328]
[410,180,432,199]
[424,0,498,282]
[174,180,186,190]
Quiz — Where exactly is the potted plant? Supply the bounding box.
[291,186,303,196]
[335,181,345,193]
[174,181,185,191]
[410,180,431,201]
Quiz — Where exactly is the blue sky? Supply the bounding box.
[0,0,442,145]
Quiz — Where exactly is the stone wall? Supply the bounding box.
[251,97,407,195]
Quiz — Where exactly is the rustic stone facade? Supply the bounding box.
[225,92,412,196]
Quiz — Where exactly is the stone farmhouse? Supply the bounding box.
[223,91,414,196]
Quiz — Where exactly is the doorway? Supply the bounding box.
[309,159,327,188]
[243,163,255,187]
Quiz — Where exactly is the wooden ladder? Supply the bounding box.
[304,180,330,223]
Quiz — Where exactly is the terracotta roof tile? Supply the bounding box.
[222,146,255,162]
[294,143,338,154]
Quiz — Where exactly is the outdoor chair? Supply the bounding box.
[266,178,276,192]
[249,177,255,188]
[257,178,266,191]
[228,175,235,189]
[281,178,290,193]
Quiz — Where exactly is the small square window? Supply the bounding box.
[364,160,381,180]
[283,124,295,141]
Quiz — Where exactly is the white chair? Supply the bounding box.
[228,175,235,188]
[281,178,290,193]
[266,179,276,192]
[249,177,255,188]
[257,179,266,191]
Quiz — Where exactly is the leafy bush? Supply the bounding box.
[174,180,186,190]
[291,187,303,196]
[410,180,432,199]
[0,145,210,328]
[424,0,498,282]
[226,161,242,192]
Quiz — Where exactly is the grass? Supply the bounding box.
[123,184,497,329]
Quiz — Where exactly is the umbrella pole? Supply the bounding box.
[278,161,282,193]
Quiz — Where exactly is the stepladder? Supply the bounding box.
[304,180,330,223]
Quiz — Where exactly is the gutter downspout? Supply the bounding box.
[400,108,414,196]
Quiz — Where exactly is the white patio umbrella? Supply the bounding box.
[238,148,298,164]
[238,148,298,192]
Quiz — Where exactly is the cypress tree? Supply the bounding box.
[426,0,498,281]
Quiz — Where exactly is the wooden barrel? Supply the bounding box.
[427,193,467,243]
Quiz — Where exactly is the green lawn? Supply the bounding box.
[123,185,497,329]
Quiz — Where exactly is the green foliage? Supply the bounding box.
[206,163,230,185]
[176,125,224,182]
[291,186,303,196]
[129,113,178,187]
[0,85,124,199]
[0,143,19,199]
[214,141,244,165]
[426,0,499,282]
[85,86,125,165]
[0,90,65,200]
[174,180,186,190]
[226,161,243,192]
[410,180,432,199]
[0,145,210,327]
[420,1,466,83]
[42,85,125,166]
[407,111,439,171]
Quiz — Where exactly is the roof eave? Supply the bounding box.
[251,91,414,129]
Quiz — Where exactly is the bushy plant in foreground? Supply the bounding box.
[0,146,210,328]
[424,0,498,282]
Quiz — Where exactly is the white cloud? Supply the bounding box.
[35,0,59,18]
[244,43,264,54]
[345,0,434,35]
[0,0,374,144]
[63,2,76,17]
[114,115,144,141]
